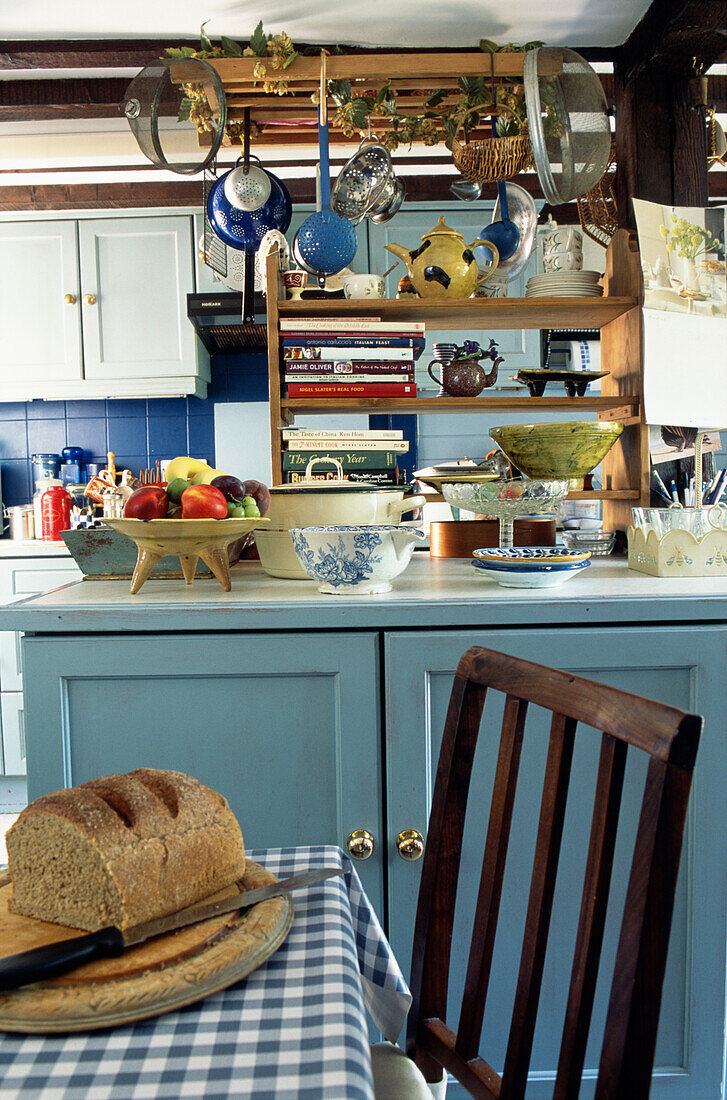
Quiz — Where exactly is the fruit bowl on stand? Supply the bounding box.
[440,479,569,548]
[105,517,270,594]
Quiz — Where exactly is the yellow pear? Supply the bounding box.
[190,466,230,485]
[165,456,210,483]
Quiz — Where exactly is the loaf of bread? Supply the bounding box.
[6,768,245,932]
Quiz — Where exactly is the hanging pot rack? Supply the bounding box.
[172,50,562,150]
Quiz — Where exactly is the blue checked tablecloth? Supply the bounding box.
[0,845,411,1100]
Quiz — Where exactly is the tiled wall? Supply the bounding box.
[0,353,269,508]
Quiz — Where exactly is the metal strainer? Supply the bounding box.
[223,156,272,212]
[294,55,357,284]
[332,138,393,224]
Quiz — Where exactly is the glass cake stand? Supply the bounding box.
[440,479,569,547]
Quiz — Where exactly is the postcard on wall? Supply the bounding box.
[633,198,726,318]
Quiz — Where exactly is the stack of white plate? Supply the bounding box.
[525,271,603,298]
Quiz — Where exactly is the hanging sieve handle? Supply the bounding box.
[318,52,332,212]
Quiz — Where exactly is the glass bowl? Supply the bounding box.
[440,479,569,547]
[561,529,616,556]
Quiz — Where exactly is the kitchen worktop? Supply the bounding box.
[2,555,726,632]
[0,540,70,557]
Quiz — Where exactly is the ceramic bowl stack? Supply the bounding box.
[470,546,592,588]
[525,271,603,297]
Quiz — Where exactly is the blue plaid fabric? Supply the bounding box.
[0,845,411,1099]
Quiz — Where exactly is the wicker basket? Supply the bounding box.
[451,105,532,183]
[577,144,618,247]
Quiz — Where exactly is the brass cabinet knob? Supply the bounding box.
[84,294,97,305]
[63,293,77,305]
[346,829,374,861]
[396,829,425,861]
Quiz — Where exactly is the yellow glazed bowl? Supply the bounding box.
[489,421,624,490]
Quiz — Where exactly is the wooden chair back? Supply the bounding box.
[407,646,702,1099]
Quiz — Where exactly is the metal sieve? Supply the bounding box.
[223,156,272,212]
[332,138,393,223]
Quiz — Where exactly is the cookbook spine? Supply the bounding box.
[283,372,414,384]
[280,319,424,333]
[283,450,400,471]
[285,439,410,452]
[284,468,400,485]
[281,428,403,441]
[286,382,417,397]
[282,336,424,348]
[283,359,416,373]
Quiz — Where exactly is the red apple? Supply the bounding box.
[181,484,228,519]
[124,485,169,519]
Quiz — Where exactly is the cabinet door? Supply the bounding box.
[385,626,727,1099]
[0,692,25,776]
[78,216,196,379]
[0,559,81,693]
[21,631,384,910]
[0,221,83,383]
[367,203,539,377]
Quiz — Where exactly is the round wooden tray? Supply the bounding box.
[0,859,292,1033]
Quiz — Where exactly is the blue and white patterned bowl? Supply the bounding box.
[289,525,425,595]
[471,559,591,588]
[472,545,591,567]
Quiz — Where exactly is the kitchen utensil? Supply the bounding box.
[207,167,292,253]
[561,529,616,555]
[474,181,538,281]
[223,156,272,212]
[104,516,270,594]
[523,46,611,205]
[40,485,72,541]
[4,505,35,541]
[341,273,385,299]
[289,524,425,594]
[471,557,591,588]
[384,217,500,299]
[331,138,393,224]
[0,865,342,991]
[123,58,227,174]
[440,479,569,547]
[369,176,406,223]
[414,462,499,493]
[514,368,609,397]
[294,55,358,286]
[489,421,624,489]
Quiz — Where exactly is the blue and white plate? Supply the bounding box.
[472,545,590,566]
[471,559,591,588]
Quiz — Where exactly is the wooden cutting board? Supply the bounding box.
[0,859,293,1033]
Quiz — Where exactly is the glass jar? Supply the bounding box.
[31,453,61,485]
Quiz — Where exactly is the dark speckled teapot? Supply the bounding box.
[428,339,504,396]
[384,217,500,299]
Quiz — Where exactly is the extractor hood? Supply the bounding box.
[187,292,268,355]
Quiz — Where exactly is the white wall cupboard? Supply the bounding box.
[0,215,209,401]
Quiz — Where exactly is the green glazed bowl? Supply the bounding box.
[489,421,624,490]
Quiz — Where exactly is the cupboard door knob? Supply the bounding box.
[396,829,424,861]
[84,294,97,305]
[346,829,374,861]
[63,293,77,305]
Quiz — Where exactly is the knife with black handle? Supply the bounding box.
[0,865,344,991]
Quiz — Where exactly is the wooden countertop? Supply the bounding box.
[1,555,725,632]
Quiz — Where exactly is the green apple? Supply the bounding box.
[166,477,190,505]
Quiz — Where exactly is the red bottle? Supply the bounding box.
[41,485,72,541]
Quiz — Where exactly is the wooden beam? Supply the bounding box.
[619,0,727,80]
[0,39,196,70]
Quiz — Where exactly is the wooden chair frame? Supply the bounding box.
[406,646,702,1099]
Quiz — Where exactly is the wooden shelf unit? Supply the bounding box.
[265,230,646,531]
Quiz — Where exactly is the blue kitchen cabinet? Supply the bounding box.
[20,630,384,910]
[384,626,727,1099]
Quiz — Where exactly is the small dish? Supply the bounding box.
[472,546,591,566]
[470,559,591,588]
[561,530,616,556]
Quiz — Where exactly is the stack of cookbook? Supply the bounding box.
[280,318,425,398]
[281,427,410,486]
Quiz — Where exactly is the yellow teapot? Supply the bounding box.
[384,216,499,299]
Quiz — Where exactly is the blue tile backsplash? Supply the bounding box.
[0,353,270,506]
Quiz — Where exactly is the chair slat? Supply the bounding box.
[420,1019,502,1100]
[408,675,488,1037]
[501,712,577,1100]
[595,759,695,1099]
[456,694,528,1060]
[553,733,627,1100]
